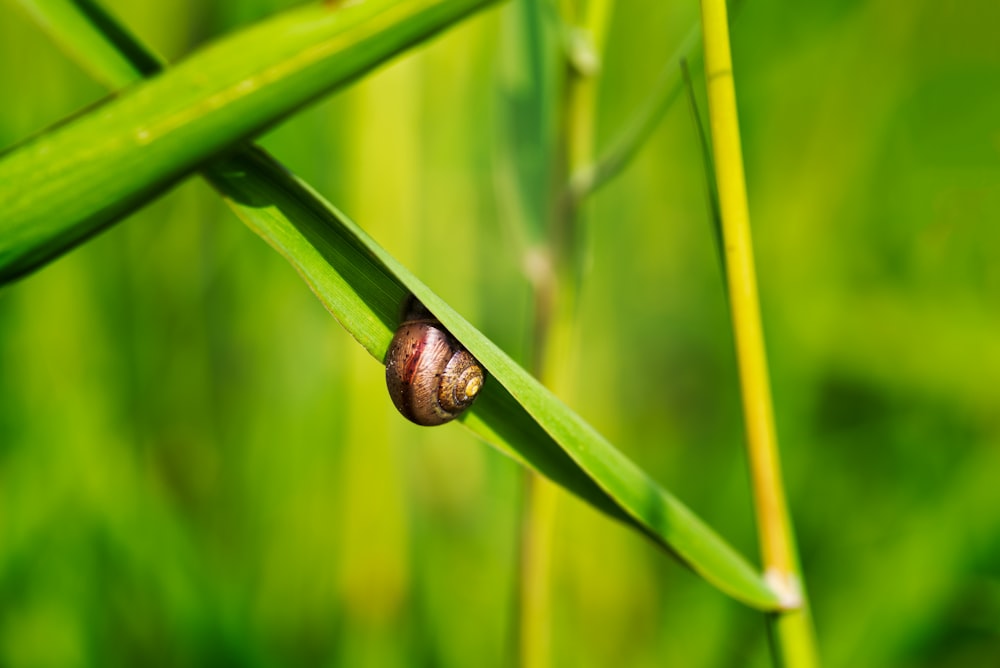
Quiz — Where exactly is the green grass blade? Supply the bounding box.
[0,0,501,283]
[209,147,782,610]
[569,22,699,200]
[15,0,783,610]
[494,0,560,246]
[18,0,163,87]
[203,148,637,521]
[681,57,726,283]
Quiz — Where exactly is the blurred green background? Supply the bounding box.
[2,0,999,666]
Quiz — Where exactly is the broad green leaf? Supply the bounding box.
[12,0,783,609]
[0,0,502,283]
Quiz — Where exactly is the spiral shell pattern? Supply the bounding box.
[385,297,485,426]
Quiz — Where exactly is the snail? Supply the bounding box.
[384,296,485,426]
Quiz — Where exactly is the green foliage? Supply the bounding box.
[2,0,781,609]
[0,0,499,282]
[1,0,999,667]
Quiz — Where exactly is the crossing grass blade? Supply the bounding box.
[209,147,782,610]
[0,0,502,283]
[11,0,782,609]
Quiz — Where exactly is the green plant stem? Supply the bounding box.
[568,22,699,203]
[518,471,557,668]
[698,0,819,665]
[519,3,611,665]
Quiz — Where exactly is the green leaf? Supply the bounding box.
[0,0,502,283]
[681,57,726,283]
[12,0,782,609]
[494,0,561,245]
[17,0,163,87]
[209,147,781,610]
[570,23,700,200]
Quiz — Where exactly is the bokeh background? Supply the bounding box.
[2,0,999,666]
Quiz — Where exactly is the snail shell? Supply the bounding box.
[384,297,485,426]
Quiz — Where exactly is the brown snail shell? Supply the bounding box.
[384,297,485,426]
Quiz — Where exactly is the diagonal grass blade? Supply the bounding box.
[11,0,783,610]
[0,0,502,282]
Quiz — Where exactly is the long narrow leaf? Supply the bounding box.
[18,0,163,86]
[12,0,782,609]
[0,0,500,282]
[210,147,782,610]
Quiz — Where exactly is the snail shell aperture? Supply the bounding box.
[384,297,485,426]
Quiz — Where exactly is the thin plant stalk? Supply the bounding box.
[698,0,820,665]
[569,22,699,203]
[518,471,558,668]
[519,2,611,666]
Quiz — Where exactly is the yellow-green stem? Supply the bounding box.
[698,0,819,665]
[519,469,558,668]
[519,249,576,668]
[519,4,609,665]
